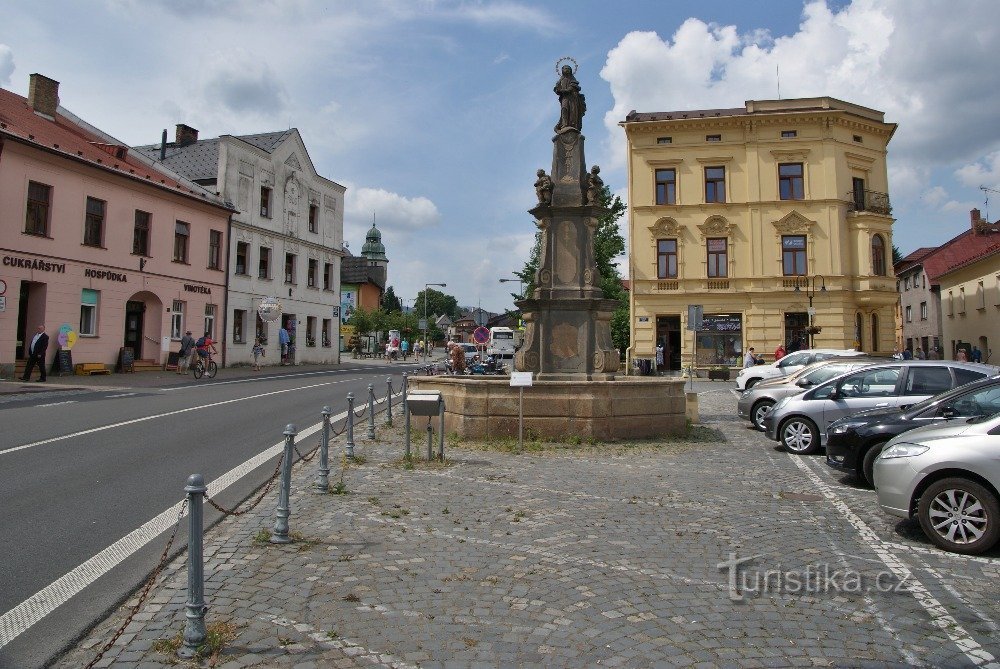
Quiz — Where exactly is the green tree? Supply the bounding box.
[414,287,459,322]
[347,306,375,340]
[381,285,402,312]
[892,244,903,265]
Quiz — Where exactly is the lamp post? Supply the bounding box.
[499,276,524,301]
[794,276,826,349]
[423,283,446,363]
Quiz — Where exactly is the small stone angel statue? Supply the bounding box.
[586,165,603,205]
[534,169,553,205]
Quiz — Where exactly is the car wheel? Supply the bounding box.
[744,377,760,390]
[780,417,820,454]
[861,440,888,487]
[751,400,774,431]
[917,478,1000,555]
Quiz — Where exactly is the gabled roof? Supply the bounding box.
[133,130,294,183]
[340,255,385,290]
[0,87,230,209]
[898,222,1000,284]
[893,247,936,276]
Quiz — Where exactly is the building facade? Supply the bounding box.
[0,75,233,378]
[339,222,388,351]
[136,126,345,366]
[621,97,897,371]
[895,248,942,356]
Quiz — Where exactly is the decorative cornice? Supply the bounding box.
[769,148,811,162]
[696,156,733,164]
[697,216,734,238]
[771,211,816,234]
[648,217,681,238]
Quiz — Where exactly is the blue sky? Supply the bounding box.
[3,0,998,313]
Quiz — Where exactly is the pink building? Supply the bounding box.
[0,74,234,377]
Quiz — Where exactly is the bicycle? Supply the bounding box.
[192,351,218,379]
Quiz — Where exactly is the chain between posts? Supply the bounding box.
[84,498,189,669]
[205,454,284,517]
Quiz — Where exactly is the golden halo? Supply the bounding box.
[555,57,578,75]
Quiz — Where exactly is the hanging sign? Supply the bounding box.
[258,297,283,322]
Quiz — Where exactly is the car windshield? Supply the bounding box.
[777,351,809,368]
[801,363,855,385]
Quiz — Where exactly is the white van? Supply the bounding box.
[487,327,516,359]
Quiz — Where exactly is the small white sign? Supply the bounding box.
[0,296,5,312]
[0,279,6,295]
[509,371,533,387]
[807,307,816,317]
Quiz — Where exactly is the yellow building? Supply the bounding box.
[620,97,897,372]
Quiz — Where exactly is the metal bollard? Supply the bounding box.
[178,474,207,659]
[426,417,433,461]
[385,377,393,427]
[367,383,376,439]
[271,424,297,544]
[438,396,445,461]
[401,373,408,418]
[315,406,331,492]
[346,393,356,459]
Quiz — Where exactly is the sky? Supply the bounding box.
[3,0,1000,314]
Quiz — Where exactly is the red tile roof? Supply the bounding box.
[898,222,1000,284]
[0,87,230,209]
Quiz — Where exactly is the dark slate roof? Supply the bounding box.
[341,255,386,290]
[624,107,747,123]
[133,130,294,183]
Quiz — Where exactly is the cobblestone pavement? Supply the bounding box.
[57,388,1000,668]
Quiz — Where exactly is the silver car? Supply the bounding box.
[874,412,1000,554]
[737,358,882,430]
[761,361,999,454]
[734,348,867,390]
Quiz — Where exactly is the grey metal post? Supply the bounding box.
[401,373,408,418]
[315,406,331,493]
[426,417,433,461]
[438,397,445,461]
[385,377,393,427]
[271,424,296,544]
[178,474,207,659]
[367,383,376,439]
[346,393,356,459]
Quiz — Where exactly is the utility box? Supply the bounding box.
[406,391,443,416]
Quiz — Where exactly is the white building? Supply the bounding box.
[136,125,345,366]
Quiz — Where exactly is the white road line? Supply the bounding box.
[0,377,362,457]
[105,393,136,398]
[0,413,336,649]
[267,615,417,669]
[161,366,395,391]
[35,401,77,408]
[790,455,999,668]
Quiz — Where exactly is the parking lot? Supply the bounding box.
[60,385,999,668]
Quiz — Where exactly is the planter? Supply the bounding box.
[708,368,731,381]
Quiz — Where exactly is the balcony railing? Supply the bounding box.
[847,189,892,216]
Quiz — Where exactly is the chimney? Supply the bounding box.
[971,208,989,234]
[28,73,60,119]
[160,129,167,160]
[175,124,199,146]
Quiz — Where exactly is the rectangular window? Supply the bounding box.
[959,287,966,313]
[208,230,222,269]
[657,239,678,279]
[204,304,216,339]
[306,316,317,345]
[322,318,332,347]
[83,196,105,247]
[235,242,248,275]
[308,258,318,287]
[233,309,246,344]
[853,134,863,143]
[920,302,928,320]
[852,177,866,210]
[323,262,334,290]
[80,289,99,336]
[781,235,807,276]
[781,130,797,138]
[260,186,272,218]
[905,305,912,322]
[285,253,296,284]
[778,163,804,200]
[308,204,319,233]
[133,210,151,256]
[707,238,728,278]
[705,166,726,203]
[655,169,676,205]
[173,221,190,263]
[904,277,910,290]
[706,134,721,142]
[656,137,672,144]
[977,280,986,309]
[258,246,271,279]
[25,181,51,236]
[171,300,184,339]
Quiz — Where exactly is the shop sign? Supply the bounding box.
[699,314,742,332]
[183,284,211,294]
[2,255,66,273]
[84,268,128,282]
[258,297,283,322]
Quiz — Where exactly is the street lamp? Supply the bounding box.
[423,283,446,363]
[499,276,524,300]
[794,276,826,349]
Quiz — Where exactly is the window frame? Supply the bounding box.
[905,305,912,323]
[170,301,184,339]
[655,169,676,205]
[208,230,222,270]
[25,181,52,236]
[920,302,928,320]
[204,304,216,339]
[706,238,728,278]
[323,262,334,290]
[80,289,99,336]
[307,258,318,288]
[778,163,804,200]
[132,210,152,256]
[705,166,726,203]
[284,253,297,284]
[83,196,106,247]
[871,234,886,276]
[258,246,271,279]
[308,204,319,233]
[781,235,807,276]
[260,186,272,218]
[235,241,249,275]
[173,220,190,263]
[233,309,247,344]
[657,238,678,279]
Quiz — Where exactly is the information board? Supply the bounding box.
[55,349,73,376]
[118,346,135,373]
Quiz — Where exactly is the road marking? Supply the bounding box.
[0,377,362,457]
[162,366,399,391]
[105,393,137,398]
[0,413,335,649]
[791,455,999,668]
[267,615,416,669]
[35,400,77,408]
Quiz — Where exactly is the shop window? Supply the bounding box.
[83,196,105,247]
[204,304,216,339]
[173,221,190,263]
[80,289,99,336]
[655,169,676,205]
[258,246,271,279]
[170,301,184,339]
[778,163,804,200]
[870,313,879,352]
[781,235,807,276]
[705,167,726,203]
[657,239,678,278]
[236,242,249,275]
[133,210,151,256]
[871,234,886,276]
[707,238,727,278]
[233,309,246,344]
[25,181,51,236]
[784,312,808,349]
[695,314,742,367]
[208,230,222,270]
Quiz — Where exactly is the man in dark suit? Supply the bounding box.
[21,324,49,382]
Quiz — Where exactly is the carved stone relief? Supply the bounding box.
[649,217,681,238]
[696,216,734,239]
[284,153,302,170]
[771,211,815,234]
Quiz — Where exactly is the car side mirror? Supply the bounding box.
[941,407,958,419]
[795,379,813,388]
[827,388,842,400]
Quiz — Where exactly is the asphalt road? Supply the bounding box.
[0,363,412,669]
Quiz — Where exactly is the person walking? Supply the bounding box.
[774,344,786,361]
[655,342,665,373]
[743,347,758,369]
[915,346,925,360]
[177,330,196,374]
[401,339,410,359]
[21,324,49,382]
[956,347,968,362]
[279,325,290,365]
[972,346,983,363]
[252,337,265,371]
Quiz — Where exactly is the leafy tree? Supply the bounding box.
[347,306,375,340]
[381,285,402,313]
[414,287,459,322]
[891,244,903,265]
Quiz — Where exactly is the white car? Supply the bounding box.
[735,349,867,390]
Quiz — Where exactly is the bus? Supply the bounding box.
[487,327,516,359]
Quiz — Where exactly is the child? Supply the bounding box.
[252,338,265,371]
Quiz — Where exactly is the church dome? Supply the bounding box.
[361,222,387,261]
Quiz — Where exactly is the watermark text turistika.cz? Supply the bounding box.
[717,553,911,602]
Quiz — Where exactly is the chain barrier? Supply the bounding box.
[204,453,284,517]
[352,404,368,419]
[84,498,189,669]
[295,443,319,463]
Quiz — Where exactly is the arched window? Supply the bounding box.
[871,234,886,276]
[870,313,879,352]
[855,313,864,350]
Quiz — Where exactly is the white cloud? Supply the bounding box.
[442,1,560,34]
[202,50,288,116]
[493,52,510,65]
[921,186,948,208]
[0,45,13,86]
[955,151,1000,189]
[344,186,441,237]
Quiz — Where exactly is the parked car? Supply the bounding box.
[734,349,867,391]
[458,342,479,364]
[827,375,1000,486]
[761,361,999,454]
[737,358,882,430]
[873,412,1000,555]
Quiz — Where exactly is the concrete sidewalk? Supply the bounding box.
[52,388,992,668]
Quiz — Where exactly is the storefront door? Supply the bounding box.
[125,300,145,360]
[784,312,808,350]
[656,315,682,371]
